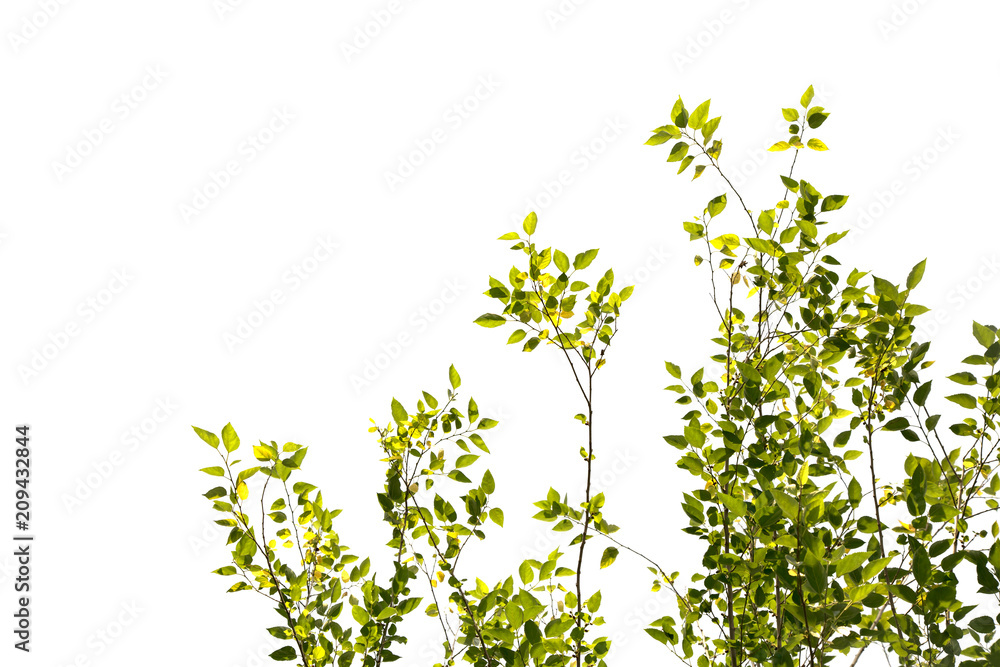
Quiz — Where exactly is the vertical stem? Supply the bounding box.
[722,278,739,667]
[374,469,408,667]
[865,367,907,657]
[574,369,594,667]
[775,583,783,651]
[793,498,816,667]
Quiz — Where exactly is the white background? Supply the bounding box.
[2,0,998,665]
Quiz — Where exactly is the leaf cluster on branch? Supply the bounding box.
[195,86,1000,667]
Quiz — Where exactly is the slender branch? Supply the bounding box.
[574,368,594,667]
[405,488,495,666]
[864,350,908,659]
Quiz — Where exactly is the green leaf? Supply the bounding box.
[772,489,799,520]
[253,443,277,461]
[481,469,496,494]
[665,361,682,379]
[872,276,898,301]
[913,543,931,587]
[524,620,542,645]
[573,249,599,270]
[498,231,520,240]
[269,647,298,661]
[768,141,791,152]
[801,85,815,108]
[670,97,687,127]
[192,426,220,449]
[707,194,727,218]
[947,372,977,386]
[489,508,504,527]
[689,99,710,130]
[646,628,673,646]
[553,249,570,273]
[352,606,370,625]
[717,492,745,518]
[914,381,932,407]
[221,423,240,453]
[391,398,408,424]
[736,361,761,384]
[449,364,461,390]
[807,111,830,128]
[970,616,996,633]
[507,329,526,345]
[523,212,537,235]
[781,108,799,121]
[645,132,672,146]
[455,454,479,468]
[821,195,849,212]
[836,550,873,577]
[683,425,705,447]
[235,533,257,558]
[474,314,506,328]
[883,417,908,431]
[973,321,997,347]
[862,556,893,582]
[200,466,225,477]
[803,550,826,593]
[906,259,927,290]
[666,142,689,162]
[848,477,862,507]
[702,116,721,141]
[710,233,740,250]
[946,393,977,410]
[807,138,828,151]
[519,560,534,585]
[600,547,619,569]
